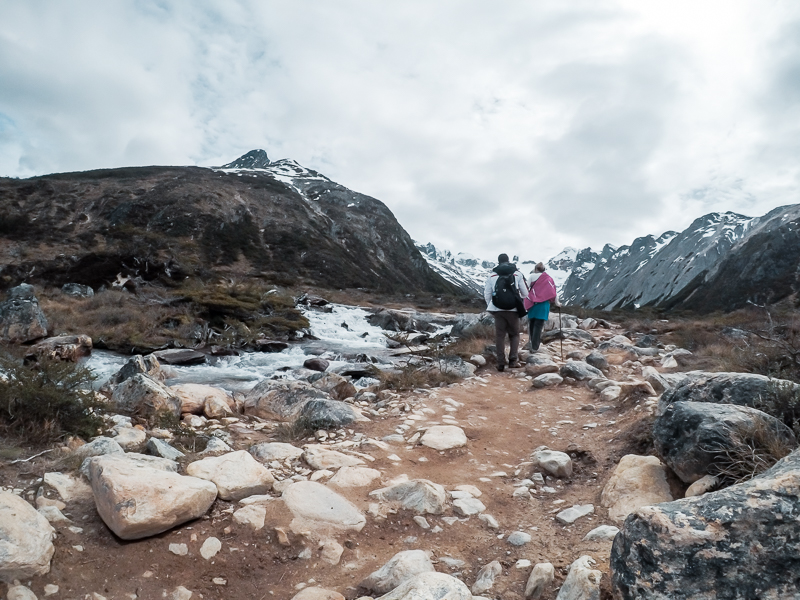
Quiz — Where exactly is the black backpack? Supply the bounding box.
[493,274,519,310]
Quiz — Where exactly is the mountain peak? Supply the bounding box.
[221,149,271,170]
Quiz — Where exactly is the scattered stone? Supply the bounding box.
[111,374,182,418]
[525,355,560,377]
[311,373,357,401]
[249,442,304,462]
[582,525,620,542]
[0,491,56,581]
[361,549,435,595]
[171,586,193,600]
[601,455,674,522]
[560,360,604,381]
[454,484,482,497]
[556,504,594,525]
[111,354,163,385]
[585,352,608,371]
[26,334,92,362]
[200,537,221,560]
[70,437,124,462]
[6,585,38,600]
[282,481,366,533]
[370,479,447,514]
[557,556,601,600]
[469,355,487,367]
[532,448,573,478]
[169,543,188,556]
[86,454,217,540]
[516,559,532,570]
[507,531,532,546]
[202,437,232,454]
[41,472,92,502]
[413,516,430,530]
[146,438,185,461]
[62,282,94,297]
[153,348,207,365]
[599,386,621,402]
[478,514,499,529]
[653,400,796,483]
[684,474,719,497]
[303,446,365,470]
[327,466,381,488]
[452,497,486,516]
[111,426,147,451]
[419,425,467,451]
[304,357,330,372]
[43,584,59,597]
[532,373,563,388]
[471,560,502,596]
[232,504,267,530]
[611,449,800,599]
[0,284,48,343]
[525,562,555,599]
[37,505,71,524]
[186,450,274,501]
[291,587,345,600]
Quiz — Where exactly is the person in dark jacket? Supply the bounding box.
[483,254,527,371]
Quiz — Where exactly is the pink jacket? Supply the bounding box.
[523,272,557,311]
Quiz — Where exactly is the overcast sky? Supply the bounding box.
[1,1,798,262]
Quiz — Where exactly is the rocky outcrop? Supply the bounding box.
[0,284,48,343]
[611,449,800,599]
[653,401,797,483]
[0,491,56,581]
[660,371,800,411]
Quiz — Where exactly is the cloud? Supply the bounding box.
[0,0,798,263]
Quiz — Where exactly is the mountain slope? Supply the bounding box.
[0,151,465,297]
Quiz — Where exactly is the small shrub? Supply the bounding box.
[0,352,104,443]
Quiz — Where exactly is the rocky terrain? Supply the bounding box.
[0,150,464,299]
[2,284,799,600]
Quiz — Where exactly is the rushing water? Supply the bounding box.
[83,304,399,392]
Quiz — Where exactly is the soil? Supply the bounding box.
[1,347,663,600]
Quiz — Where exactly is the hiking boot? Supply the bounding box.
[508,361,521,369]
[497,363,505,372]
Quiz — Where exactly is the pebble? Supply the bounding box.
[413,516,430,529]
[200,537,222,560]
[556,504,595,525]
[515,559,532,570]
[507,531,532,546]
[169,543,189,556]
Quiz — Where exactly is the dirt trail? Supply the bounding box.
[2,361,659,600]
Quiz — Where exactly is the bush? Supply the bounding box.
[0,352,104,443]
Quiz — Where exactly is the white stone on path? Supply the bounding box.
[452,497,486,516]
[600,454,673,522]
[369,479,447,515]
[532,448,573,478]
[471,560,502,595]
[0,491,56,581]
[361,549,435,595]
[232,505,267,530]
[171,586,193,600]
[43,584,59,597]
[42,472,92,502]
[327,466,381,488]
[376,572,471,600]
[249,442,304,462]
[200,536,221,560]
[290,588,345,600]
[282,481,366,533]
[169,543,188,556]
[185,450,274,501]
[556,556,602,600]
[525,562,555,599]
[507,531,532,546]
[87,454,217,540]
[454,484,482,497]
[556,504,594,525]
[6,585,38,600]
[532,373,563,388]
[303,446,365,470]
[478,514,499,529]
[413,516,430,530]
[516,559,532,570]
[37,505,71,524]
[582,525,620,542]
[419,425,467,451]
[112,426,147,450]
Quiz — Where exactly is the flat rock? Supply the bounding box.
[370,479,447,514]
[42,472,92,502]
[601,455,673,522]
[26,334,92,362]
[282,480,366,533]
[112,427,147,451]
[0,491,56,581]
[361,549,435,595]
[507,531,532,546]
[243,380,330,421]
[532,373,563,388]
[186,450,274,501]
[525,355,560,377]
[152,348,207,365]
[419,425,467,450]
[611,448,800,599]
[556,504,594,524]
[303,446,365,470]
[583,525,619,542]
[233,505,267,530]
[87,454,217,540]
[660,371,800,409]
[249,442,304,462]
[70,437,124,462]
[452,497,486,516]
[146,438,185,461]
[327,466,381,488]
[560,360,605,381]
[472,560,502,595]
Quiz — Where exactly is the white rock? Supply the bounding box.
[469,355,487,367]
[81,452,178,480]
[170,383,232,416]
[685,474,719,498]
[200,536,222,560]
[169,543,188,556]
[478,514,499,529]
[361,550,435,594]
[112,427,147,450]
[377,572,471,600]
[556,504,594,525]
[43,584,59,597]
[171,586,193,600]
[37,505,71,524]
[249,442,304,462]
[471,560,502,595]
[202,437,232,454]
[282,481,366,533]
[599,386,622,402]
[6,585,38,600]
[186,450,274,501]
[70,437,124,462]
[146,438,185,461]
[600,454,674,522]
[454,484,482,497]
[525,562,555,599]
[290,588,345,600]
[42,472,92,502]
[419,425,467,451]
[370,479,447,514]
[303,446,365,470]
[452,497,486,516]
[532,373,563,388]
[87,454,217,540]
[507,531,532,545]
[327,466,381,488]
[582,525,620,542]
[516,559,532,570]
[661,355,678,369]
[413,516,430,530]
[556,556,601,600]
[0,491,56,581]
[232,505,267,530]
[532,448,573,478]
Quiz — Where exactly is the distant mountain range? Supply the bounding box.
[419,205,800,313]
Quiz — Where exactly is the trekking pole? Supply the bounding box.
[558,306,563,361]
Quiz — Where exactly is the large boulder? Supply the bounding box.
[611,449,800,599]
[0,284,48,343]
[660,371,800,413]
[303,446,365,470]
[111,354,163,385]
[87,454,217,540]
[653,401,796,484]
[298,399,361,430]
[25,334,92,362]
[111,374,182,418]
[243,380,330,421]
[375,572,471,600]
[419,425,468,451]
[0,491,56,581]
[311,373,357,401]
[170,383,234,417]
[525,354,560,377]
[560,360,605,381]
[361,550,435,595]
[600,455,673,522]
[186,451,274,500]
[281,480,366,533]
[249,442,304,463]
[152,348,206,365]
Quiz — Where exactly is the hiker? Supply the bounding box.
[524,262,560,351]
[484,253,527,371]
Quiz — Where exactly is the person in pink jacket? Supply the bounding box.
[523,262,561,351]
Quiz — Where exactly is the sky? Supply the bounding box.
[1,1,799,263]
